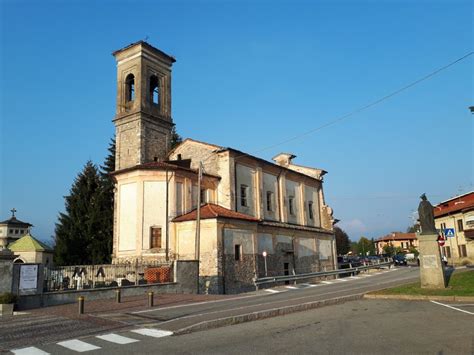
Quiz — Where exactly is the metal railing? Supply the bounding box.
[254,258,393,289]
[43,261,173,293]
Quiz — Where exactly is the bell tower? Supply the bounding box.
[113,41,176,170]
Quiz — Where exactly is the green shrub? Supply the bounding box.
[0,292,17,304]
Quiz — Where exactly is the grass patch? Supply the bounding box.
[372,271,474,297]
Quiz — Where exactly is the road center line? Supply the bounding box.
[430,301,474,315]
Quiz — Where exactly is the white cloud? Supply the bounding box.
[338,219,367,238]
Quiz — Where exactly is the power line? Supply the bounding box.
[190,51,473,199]
[245,51,474,156]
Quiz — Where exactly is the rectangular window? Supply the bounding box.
[440,223,446,231]
[200,188,207,204]
[192,185,198,208]
[176,182,183,215]
[458,244,467,257]
[266,191,273,211]
[457,219,464,232]
[15,229,19,234]
[308,201,314,220]
[240,185,248,207]
[9,229,13,234]
[288,196,295,216]
[150,227,162,249]
[445,246,451,258]
[234,244,242,261]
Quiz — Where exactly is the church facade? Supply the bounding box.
[111,41,337,293]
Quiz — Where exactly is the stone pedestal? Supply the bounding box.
[417,233,446,289]
[0,249,16,294]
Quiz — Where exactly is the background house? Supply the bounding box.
[374,232,418,255]
[434,191,474,265]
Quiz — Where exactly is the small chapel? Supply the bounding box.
[111,41,337,294]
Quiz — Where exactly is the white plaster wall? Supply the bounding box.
[177,228,195,259]
[257,233,274,254]
[318,239,332,260]
[118,183,137,251]
[285,179,301,224]
[224,229,254,254]
[143,181,167,250]
[298,237,316,257]
[236,164,256,217]
[263,173,278,221]
[304,186,321,227]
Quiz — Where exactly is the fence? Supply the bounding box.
[43,260,172,293]
[254,258,393,289]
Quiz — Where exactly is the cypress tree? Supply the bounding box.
[94,138,116,264]
[54,161,102,265]
[170,126,183,149]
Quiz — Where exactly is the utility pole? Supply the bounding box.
[165,168,169,262]
[195,162,203,261]
[195,162,202,293]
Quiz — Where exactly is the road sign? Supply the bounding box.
[444,228,455,238]
[438,235,445,247]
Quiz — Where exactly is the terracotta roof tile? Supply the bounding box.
[375,232,417,242]
[173,204,259,223]
[434,192,474,217]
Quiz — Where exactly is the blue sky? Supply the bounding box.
[1,0,472,243]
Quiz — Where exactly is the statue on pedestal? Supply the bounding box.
[418,193,437,235]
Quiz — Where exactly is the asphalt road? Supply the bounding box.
[98,266,420,332]
[33,297,474,355]
[7,266,425,354]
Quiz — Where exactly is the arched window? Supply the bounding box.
[150,75,159,106]
[125,74,135,102]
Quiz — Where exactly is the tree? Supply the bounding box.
[54,161,103,265]
[357,236,376,256]
[406,224,419,233]
[94,138,116,264]
[334,227,351,255]
[170,126,183,149]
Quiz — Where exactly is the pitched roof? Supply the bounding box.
[375,232,417,242]
[434,191,474,218]
[173,204,259,223]
[8,234,52,252]
[0,216,32,227]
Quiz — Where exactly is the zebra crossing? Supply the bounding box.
[10,328,173,354]
[263,268,399,294]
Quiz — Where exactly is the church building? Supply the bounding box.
[111,41,337,293]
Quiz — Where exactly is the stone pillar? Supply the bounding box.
[417,233,446,289]
[0,249,16,293]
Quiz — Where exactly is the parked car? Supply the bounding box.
[368,255,381,264]
[392,254,407,266]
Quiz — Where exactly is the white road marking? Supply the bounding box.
[349,276,360,279]
[335,278,348,282]
[300,283,318,287]
[57,339,101,352]
[285,286,298,289]
[11,347,50,355]
[430,301,474,315]
[265,289,281,293]
[131,328,173,338]
[321,281,333,284]
[96,333,139,344]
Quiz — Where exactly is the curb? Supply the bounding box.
[173,293,364,335]
[364,294,474,302]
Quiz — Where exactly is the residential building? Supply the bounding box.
[111,41,337,294]
[374,232,418,255]
[434,191,474,264]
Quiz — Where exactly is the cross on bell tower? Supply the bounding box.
[112,41,176,170]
